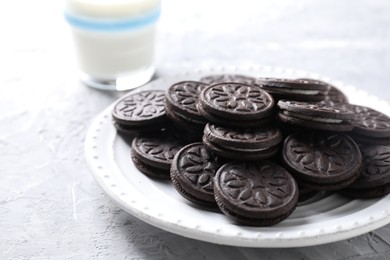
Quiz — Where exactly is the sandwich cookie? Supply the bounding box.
[202,123,282,160]
[112,90,168,134]
[282,130,363,191]
[198,83,275,128]
[277,100,354,132]
[131,129,190,179]
[214,161,298,226]
[170,142,222,207]
[297,78,349,104]
[343,104,390,145]
[341,145,390,198]
[165,81,208,135]
[254,78,328,102]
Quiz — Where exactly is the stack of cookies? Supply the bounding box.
[111,74,390,226]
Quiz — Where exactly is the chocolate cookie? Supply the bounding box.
[200,74,255,85]
[298,78,349,104]
[342,104,390,145]
[112,90,168,134]
[131,129,189,179]
[198,83,275,127]
[170,143,221,206]
[341,145,390,198]
[165,81,208,133]
[278,100,354,132]
[282,130,363,191]
[254,78,328,102]
[214,161,298,226]
[202,123,282,160]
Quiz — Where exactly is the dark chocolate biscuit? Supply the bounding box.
[203,123,282,149]
[214,161,298,226]
[343,104,390,138]
[203,135,280,161]
[197,103,272,128]
[282,130,363,191]
[298,78,349,104]
[198,82,275,124]
[165,81,208,134]
[277,100,354,132]
[131,129,189,179]
[200,74,255,85]
[202,123,282,160]
[348,145,390,189]
[112,90,167,132]
[254,78,328,102]
[170,143,221,206]
[165,81,208,122]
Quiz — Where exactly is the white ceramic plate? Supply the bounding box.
[84,65,390,248]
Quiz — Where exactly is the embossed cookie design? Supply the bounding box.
[170,143,221,206]
[203,123,282,160]
[277,100,354,132]
[198,83,275,128]
[165,81,208,132]
[112,90,168,134]
[282,130,363,190]
[214,161,298,226]
[342,145,390,198]
[131,129,189,179]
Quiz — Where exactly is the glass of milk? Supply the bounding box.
[64,0,160,91]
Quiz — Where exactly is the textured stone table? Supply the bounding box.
[1,0,390,259]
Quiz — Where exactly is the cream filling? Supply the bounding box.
[276,89,320,95]
[283,111,343,123]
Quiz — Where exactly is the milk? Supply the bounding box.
[65,0,161,90]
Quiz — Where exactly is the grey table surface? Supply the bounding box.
[1,0,390,259]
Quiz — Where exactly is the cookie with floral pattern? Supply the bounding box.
[214,161,298,226]
[112,90,168,134]
[341,145,390,198]
[198,83,275,128]
[165,81,208,134]
[277,100,354,132]
[170,143,222,206]
[131,128,190,179]
[282,130,363,191]
[202,123,282,160]
[342,104,390,145]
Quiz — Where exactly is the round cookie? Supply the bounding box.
[197,103,272,128]
[298,78,349,104]
[200,74,255,85]
[202,136,280,161]
[349,145,390,189]
[112,90,168,133]
[165,81,208,131]
[198,82,275,126]
[282,130,363,191]
[344,104,390,138]
[170,143,222,207]
[203,123,282,149]
[202,123,282,160]
[277,100,354,132]
[254,77,328,102]
[131,129,190,179]
[214,161,299,226]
